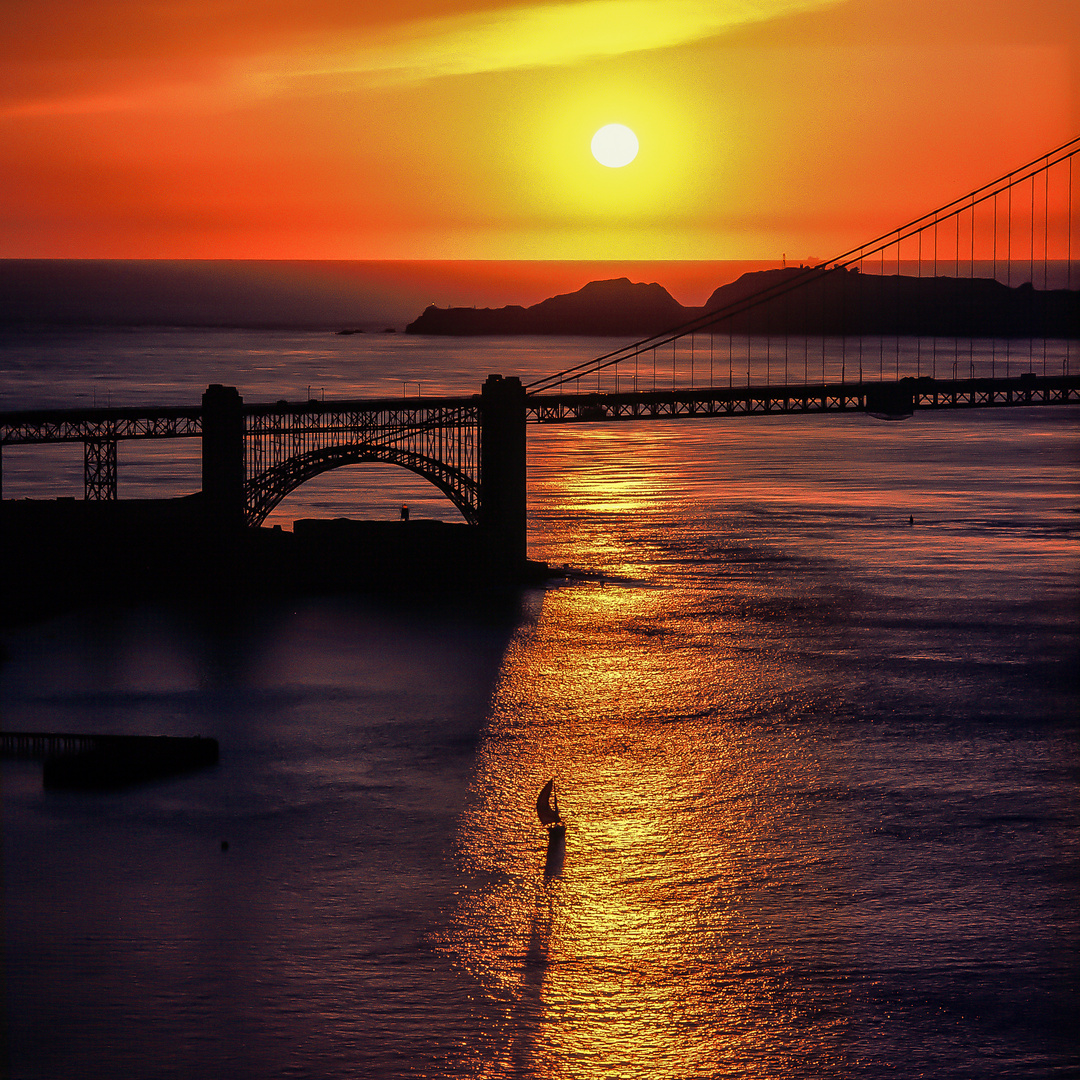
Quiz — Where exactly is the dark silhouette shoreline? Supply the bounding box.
[406,269,1080,339]
[1,497,553,626]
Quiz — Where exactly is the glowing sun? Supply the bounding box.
[591,124,638,168]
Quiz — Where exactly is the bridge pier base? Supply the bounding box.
[480,374,528,573]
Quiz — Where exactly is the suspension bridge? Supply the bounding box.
[2,136,1079,581]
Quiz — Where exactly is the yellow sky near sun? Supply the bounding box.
[251,0,850,90]
[0,0,1076,259]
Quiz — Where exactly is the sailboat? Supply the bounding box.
[536,778,566,874]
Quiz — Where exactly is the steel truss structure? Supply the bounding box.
[909,375,1080,409]
[0,398,482,518]
[0,406,203,500]
[525,374,1080,423]
[0,408,203,445]
[2,376,1076,510]
[83,438,117,500]
[242,397,481,527]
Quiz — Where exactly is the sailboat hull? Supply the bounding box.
[544,824,566,876]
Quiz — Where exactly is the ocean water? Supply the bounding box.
[1,330,1078,1079]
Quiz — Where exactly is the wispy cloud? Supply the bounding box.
[254,0,848,91]
[0,0,847,116]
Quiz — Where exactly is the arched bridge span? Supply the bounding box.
[198,375,528,563]
[240,397,482,528]
[245,443,478,527]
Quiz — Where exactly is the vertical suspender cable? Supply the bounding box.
[728,325,733,390]
[1030,174,1036,372]
[1007,183,1012,377]
[916,228,922,377]
[969,197,975,378]
[895,233,901,380]
[992,193,998,378]
[1044,162,1050,374]
[1069,155,1074,375]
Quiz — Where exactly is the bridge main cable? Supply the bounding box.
[525,133,1080,395]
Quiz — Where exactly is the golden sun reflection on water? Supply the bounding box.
[532,427,675,520]
[435,582,847,1079]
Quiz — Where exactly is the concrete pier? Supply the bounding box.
[1,731,220,789]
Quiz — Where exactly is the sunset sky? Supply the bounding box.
[2,0,1076,263]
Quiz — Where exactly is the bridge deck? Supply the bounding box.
[524,374,1080,422]
[3,375,1077,445]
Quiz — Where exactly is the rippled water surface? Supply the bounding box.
[1,331,1078,1078]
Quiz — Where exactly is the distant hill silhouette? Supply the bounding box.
[700,267,1079,338]
[406,278,686,336]
[406,269,1079,338]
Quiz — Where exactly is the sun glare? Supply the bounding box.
[591,124,639,168]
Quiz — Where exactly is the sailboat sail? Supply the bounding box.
[536,778,561,826]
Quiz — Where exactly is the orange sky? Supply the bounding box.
[1,0,1076,261]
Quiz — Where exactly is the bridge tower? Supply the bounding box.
[480,374,528,570]
[201,383,245,532]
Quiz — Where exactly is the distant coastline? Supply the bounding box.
[0,259,770,331]
[406,269,1080,339]
[1,259,1076,334]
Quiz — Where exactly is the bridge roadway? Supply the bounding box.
[524,373,1080,422]
[2,371,1078,534]
[3,372,1077,443]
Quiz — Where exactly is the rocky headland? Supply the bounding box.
[405,268,1079,339]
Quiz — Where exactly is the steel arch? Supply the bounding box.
[244,442,480,527]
